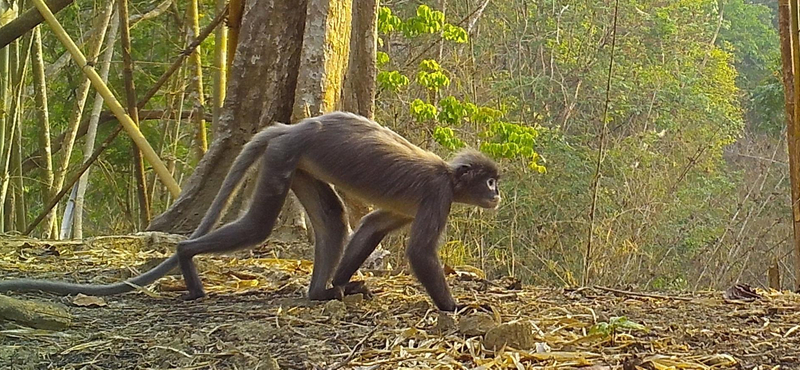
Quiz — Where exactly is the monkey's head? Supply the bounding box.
[449,149,501,209]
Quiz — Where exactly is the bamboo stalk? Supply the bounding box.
[789,0,800,291]
[186,0,207,159]
[226,0,243,73]
[74,11,121,239]
[212,0,227,132]
[29,0,181,198]
[119,0,151,226]
[0,0,74,49]
[32,26,56,238]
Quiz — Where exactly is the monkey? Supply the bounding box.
[0,111,501,312]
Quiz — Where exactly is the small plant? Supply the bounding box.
[589,316,647,343]
[377,70,409,91]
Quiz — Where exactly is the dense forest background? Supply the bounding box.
[2,0,793,291]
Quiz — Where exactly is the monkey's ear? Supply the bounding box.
[454,164,472,180]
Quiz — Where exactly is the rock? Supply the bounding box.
[322,300,346,321]
[260,353,280,370]
[459,312,497,336]
[436,312,457,333]
[0,294,71,330]
[483,320,537,350]
[342,293,364,306]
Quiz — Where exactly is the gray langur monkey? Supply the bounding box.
[0,111,501,312]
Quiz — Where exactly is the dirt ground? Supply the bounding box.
[1,234,799,369]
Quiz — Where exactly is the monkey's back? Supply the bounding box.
[297,111,451,216]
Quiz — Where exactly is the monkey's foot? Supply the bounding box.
[312,281,373,301]
[340,281,373,299]
[179,290,206,301]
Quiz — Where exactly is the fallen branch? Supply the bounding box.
[593,286,694,302]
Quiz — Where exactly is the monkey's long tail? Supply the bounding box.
[0,254,179,295]
[0,120,318,296]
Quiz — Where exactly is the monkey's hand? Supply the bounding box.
[312,281,373,301]
[339,281,373,299]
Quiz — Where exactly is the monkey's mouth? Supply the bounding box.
[481,196,501,209]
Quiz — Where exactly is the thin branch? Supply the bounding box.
[25,126,124,235]
[0,0,75,49]
[583,0,619,286]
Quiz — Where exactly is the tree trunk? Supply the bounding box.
[119,0,151,228]
[780,0,800,292]
[148,0,308,234]
[33,26,56,238]
[73,8,121,239]
[0,4,13,231]
[211,0,227,134]
[339,0,377,229]
[56,0,114,239]
[186,0,208,159]
[275,0,353,239]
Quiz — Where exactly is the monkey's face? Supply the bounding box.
[454,169,502,209]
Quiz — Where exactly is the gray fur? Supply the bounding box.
[0,112,500,312]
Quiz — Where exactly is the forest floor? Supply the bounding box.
[0,233,799,370]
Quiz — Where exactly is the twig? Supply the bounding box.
[593,286,694,301]
[403,2,489,68]
[583,0,619,286]
[327,326,379,370]
[24,126,124,235]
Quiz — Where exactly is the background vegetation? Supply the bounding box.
[2,0,793,291]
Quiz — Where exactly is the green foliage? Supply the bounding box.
[481,122,546,173]
[589,317,647,338]
[410,99,438,122]
[433,126,466,150]
[416,59,450,93]
[376,51,390,68]
[378,6,402,35]
[437,96,474,125]
[380,4,468,45]
[400,4,445,37]
[377,70,409,91]
[442,24,469,43]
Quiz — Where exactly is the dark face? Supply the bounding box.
[453,166,501,209]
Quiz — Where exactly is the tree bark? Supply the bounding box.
[119,0,151,228]
[779,0,800,292]
[339,0,377,228]
[211,0,227,134]
[147,0,307,234]
[32,26,55,238]
[0,0,73,49]
[276,0,352,238]
[186,0,208,159]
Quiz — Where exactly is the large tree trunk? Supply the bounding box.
[339,0,377,229]
[147,0,307,233]
[276,0,353,239]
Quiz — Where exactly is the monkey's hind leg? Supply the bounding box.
[331,210,410,298]
[175,145,302,300]
[290,170,350,300]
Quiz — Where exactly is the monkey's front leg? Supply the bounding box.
[326,210,410,299]
[405,197,457,312]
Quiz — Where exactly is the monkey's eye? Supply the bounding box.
[486,178,497,191]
